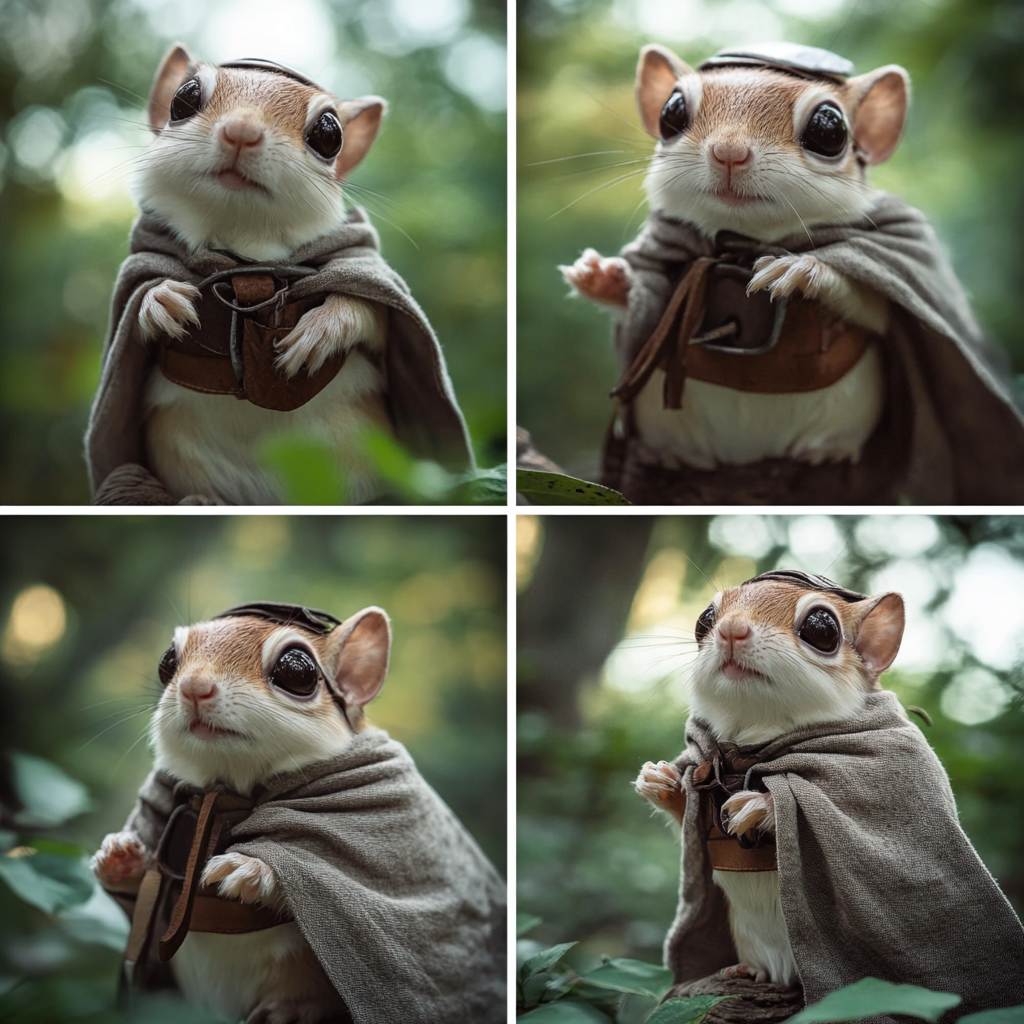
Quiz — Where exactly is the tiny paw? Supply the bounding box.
[559,248,632,307]
[721,789,775,836]
[720,962,769,984]
[274,294,382,378]
[634,760,681,803]
[201,852,279,906]
[139,280,201,342]
[747,254,838,303]
[91,831,148,887]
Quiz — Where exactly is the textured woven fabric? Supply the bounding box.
[125,727,506,1024]
[609,195,1024,503]
[86,206,473,499]
[665,691,1024,1018]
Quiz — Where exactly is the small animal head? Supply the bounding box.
[636,43,909,241]
[688,569,904,744]
[135,43,385,259]
[151,602,391,793]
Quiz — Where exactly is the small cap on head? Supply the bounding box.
[743,569,867,603]
[215,601,341,634]
[699,42,854,83]
[218,57,324,91]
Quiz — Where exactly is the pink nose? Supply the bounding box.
[710,141,752,170]
[220,119,263,149]
[717,617,752,645]
[179,675,217,708]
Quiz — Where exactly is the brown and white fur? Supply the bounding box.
[91,608,391,1023]
[561,45,910,471]
[135,44,389,504]
[634,576,905,986]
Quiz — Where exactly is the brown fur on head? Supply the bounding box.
[151,608,391,794]
[689,576,905,745]
[635,43,909,240]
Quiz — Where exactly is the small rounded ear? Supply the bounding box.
[334,97,386,180]
[325,607,391,707]
[854,592,905,680]
[636,44,693,138]
[844,65,909,165]
[149,43,195,134]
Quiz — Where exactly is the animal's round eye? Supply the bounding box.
[270,647,320,696]
[695,604,716,642]
[305,110,343,159]
[801,102,847,157]
[169,78,204,123]
[798,607,841,653]
[158,646,178,686]
[659,91,690,139]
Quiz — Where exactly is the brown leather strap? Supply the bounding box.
[707,825,778,871]
[189,891,289,933]
[231,274,276,305]
[158,347,244,396]
[159,790,219,961]
[123,867,163,962]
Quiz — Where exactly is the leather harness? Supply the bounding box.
[156,264,350,412]
[612,256,868,408]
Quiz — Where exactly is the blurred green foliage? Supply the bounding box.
[517,0,1024,477]
[0,513,505,1021]
[0,0,506,504]
[517,514,1024,970]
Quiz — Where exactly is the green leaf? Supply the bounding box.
[957,1008,1024,1024]
[59,887,131,951]
[787,978,961,1024]
[645,996,736,1024]
[517,912,543,937]
[10,753,91,828]
[519,942,577,983]
[259,433,345,504]
[580,958,674,998]
[0,849,95,913]
[449,464,508,504]
[516,469,631,505]
[518,1001,612,1023]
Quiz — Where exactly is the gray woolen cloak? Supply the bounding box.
[124,727,506,1024]
[86,207,473,499]
[666,692,1024,1016]
[609,195,1024,504]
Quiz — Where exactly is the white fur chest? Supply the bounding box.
[632,343,883,470]
[144,352,388,505]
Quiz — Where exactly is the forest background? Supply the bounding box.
[517,0,1024,481]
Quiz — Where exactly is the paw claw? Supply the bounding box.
[560,249,631,307]
[139,280,201,342]
[274,294,380,378]
[721,790,775,836]
[91,831,147,886]
[201,852,279,906]
[745,254,833,302]
[721,962,769,983]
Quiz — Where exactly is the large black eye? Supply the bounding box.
[801,102,848,157]
[305,110,342,160]
[158,646,177,686]
[659,91,690,139]
[169,78,204,123]
[798,607,841,653]
[695,604,716,643]
[270,647,320,696]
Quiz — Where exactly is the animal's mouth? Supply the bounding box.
[720,658,766,682]
[214,167,268,193]
[188,717,244,741]
[711,187,769,207]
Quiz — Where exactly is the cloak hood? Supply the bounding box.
[123,727,506,1024]
[666,691,1024,1016]
[85,207,474,501]
[608,195,1024,504]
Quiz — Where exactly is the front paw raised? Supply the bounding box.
[559,248,632,307]
[91,831,148,888]
[274,294,382,379]
[721,789,775,837]
[202,851,280,906]
[635,760,687,822]
[747,253,839,303]
[139,280,201,341]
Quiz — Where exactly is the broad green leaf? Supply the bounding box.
[787,978,961,1024]
[259,433,345,504]
[519,942,577,983]
[519,1001,612,1023]
[59,887,130,951]
[517,912,543,937]
[957,1008,1024,1024]
[449,464,507,504]
[580,958,674,998]
[10,753,90,828]
[645,996,736,1024]
[516,470,631,506]
[0,849,95,913]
